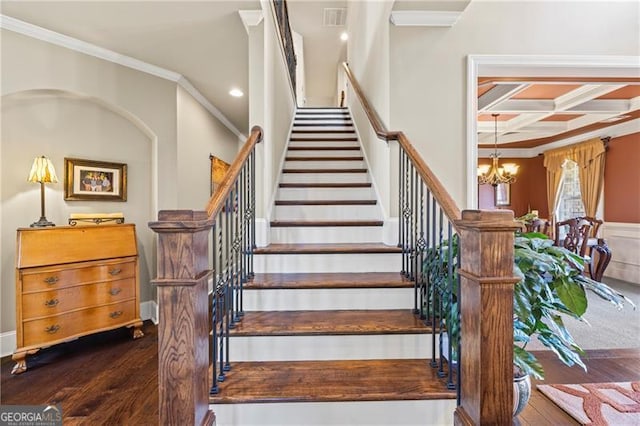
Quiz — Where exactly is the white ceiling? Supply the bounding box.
[1,0,353,135]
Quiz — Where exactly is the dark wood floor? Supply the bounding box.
[2,321,638,425]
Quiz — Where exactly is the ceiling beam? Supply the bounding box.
[477,83,527,111]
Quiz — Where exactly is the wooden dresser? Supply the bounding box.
[12,224,143,374]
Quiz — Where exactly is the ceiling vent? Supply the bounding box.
[323,8,347,27]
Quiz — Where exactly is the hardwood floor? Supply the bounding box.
[2,321,638,425]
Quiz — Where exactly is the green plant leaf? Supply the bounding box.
[555,277,588,316]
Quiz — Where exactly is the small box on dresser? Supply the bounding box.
[12,223,144,374]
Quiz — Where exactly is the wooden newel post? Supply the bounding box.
[454,210,521,426]
[149,210,215,426]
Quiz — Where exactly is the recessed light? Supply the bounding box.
[340,32,348,41]
[229,88,244,97]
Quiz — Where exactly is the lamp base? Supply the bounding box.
[30,217,55,228]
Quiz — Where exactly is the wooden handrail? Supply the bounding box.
[205,126,263,219]
[341,62,461,226]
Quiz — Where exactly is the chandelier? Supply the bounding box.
[477,113,519,186]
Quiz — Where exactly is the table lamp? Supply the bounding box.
[28,156,58,227]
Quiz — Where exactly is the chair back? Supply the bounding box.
[577,216,603,238]
[525,218,550,235]
[555,218,592,256]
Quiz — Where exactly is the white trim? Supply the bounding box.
[467,54,640,209]
[348,105,390,220]
[1,330,16,358]
[267,112,297,221]
[383,217,399,246]
[140,300,159,325]
[255,217,269,247]
[239,10,264,34]
[603,222,640,284]
[0,14,244,140]
[390,11,462,27]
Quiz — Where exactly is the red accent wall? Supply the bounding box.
[478,132,639,223]
[478,156,548,218]
[604,132,640,223]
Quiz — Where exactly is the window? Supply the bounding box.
[556,160,585,222]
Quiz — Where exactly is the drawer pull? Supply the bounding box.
[44,299,59,308]
[109,268,122,276]
[44,276,59,285]
[45,325,60,334]
[109,288,122,296]
[110,310,123,319]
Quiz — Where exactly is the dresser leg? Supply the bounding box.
[11,350,37,375]
[131,321,144,339]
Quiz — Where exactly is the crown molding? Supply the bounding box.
[0,14,245,139]
[390,11,462,27]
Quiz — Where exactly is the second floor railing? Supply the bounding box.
[342,62,520,425]
[273,0,297,96]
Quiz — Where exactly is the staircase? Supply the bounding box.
[209,108,456,425]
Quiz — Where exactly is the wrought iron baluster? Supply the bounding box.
[430,196,438,368]
[232,181,241,323]
[446,221,456,390]
[398,148,403,252]
[456,243,462,403]
[416,182,426,318]
[437,208,446,378]
[210,223,218,395]
[216,211,225,382]
[400,150,407,275]
[250,150,256,277]
[224,196,232,372]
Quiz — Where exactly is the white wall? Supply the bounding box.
[176,85,240,210]
[603,223,640,284]
[346,0,395,218]
[389,1,640,209]
[292,30,306,107]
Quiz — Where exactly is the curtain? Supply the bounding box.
[573,138,606,217]
[543,149,568,225]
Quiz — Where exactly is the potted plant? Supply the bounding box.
[423,231,634,414]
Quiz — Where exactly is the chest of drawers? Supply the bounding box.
[12,224,143,374]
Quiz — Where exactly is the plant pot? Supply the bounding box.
[513,371,531,417]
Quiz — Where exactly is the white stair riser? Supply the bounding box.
[294,114,351,119]
[254,253,400,273]
[270,226,383,244]
[296,108,347,113]
[289,141,359,148]
[291,132,356,139]
[277,187,374,200]
[292,126,354,132]
[294,120,352,125]
[230,334,433,361]
[211,400,456,426]
[243,287,409,309]
[284,160,364,169]
[273,204,379,220]
[280,172,369,184]
[285,149,361,157]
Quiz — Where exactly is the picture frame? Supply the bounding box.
[64,158,127,201]
[495,183,511,206]
[210,155,230,195]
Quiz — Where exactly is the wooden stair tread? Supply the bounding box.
[290,137,358,141]
[279,182,372,188]
[254,243,402,255]
[293,123,353,127]
[295,117,352,121]
[282,168,367,173]
[285,156,363,161]
[270,220,383,227]
[209,359,455,403]
[230,310,430,336]
[275,200,376,206]
[247,273,411,289]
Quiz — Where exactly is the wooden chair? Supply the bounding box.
[554,218,592,257]
[525,218,550,235]
[576,216,611,281]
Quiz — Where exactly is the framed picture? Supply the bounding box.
[495,183,511,206]
[64,158,127,201]
[210,155,230,195]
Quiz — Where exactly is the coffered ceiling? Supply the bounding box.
[477,77,640,149]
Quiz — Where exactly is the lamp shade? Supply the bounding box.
[27,156,58,184]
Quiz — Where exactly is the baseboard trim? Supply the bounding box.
[1,330,16,358]
[141,300,159,324]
